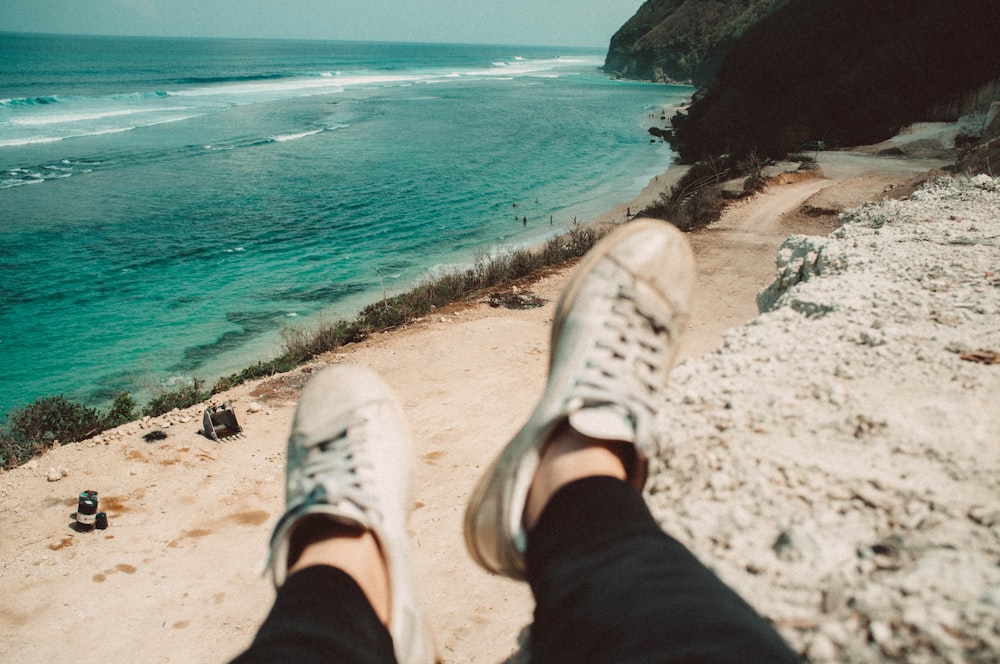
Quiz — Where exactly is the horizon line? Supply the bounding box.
[0,29,610,52]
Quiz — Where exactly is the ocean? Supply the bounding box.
[0,32,689,417]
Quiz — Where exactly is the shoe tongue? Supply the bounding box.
[568,404,636,443]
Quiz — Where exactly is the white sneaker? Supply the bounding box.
[267,365,435,664]
[464,219,695,580]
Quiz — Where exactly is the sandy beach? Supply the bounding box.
[2,123,996,663]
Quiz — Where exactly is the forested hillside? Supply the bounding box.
[668,0,1000,161]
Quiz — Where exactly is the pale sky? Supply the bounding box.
[0,0,645,47]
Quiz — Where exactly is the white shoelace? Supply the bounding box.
[568,284,673,442]
[289,414,383,527]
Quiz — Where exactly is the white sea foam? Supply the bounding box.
[143,114,204,127]
[0,177,43,188]
[0,112,204,149]
[12,106,191,126]
[168,76,351,97]
[84,126,135,137]
[164,56,602,101]
[272,128,324,142]
[0,135,64,147]
[0,56,603,154]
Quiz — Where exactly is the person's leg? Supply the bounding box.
[464,219,797,662]
[232,565,394,664]
[523,430,798,664]
[232,365,435,664]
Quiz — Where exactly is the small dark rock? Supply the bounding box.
[143,430,168,442]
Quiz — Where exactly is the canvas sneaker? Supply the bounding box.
[267,365,435,664]
[463,218,695,580]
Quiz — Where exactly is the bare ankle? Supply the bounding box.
[523,422,629,530]
[288,519,392,626]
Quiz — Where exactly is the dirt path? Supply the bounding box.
[683,177,833,358]
[0,144,954,663]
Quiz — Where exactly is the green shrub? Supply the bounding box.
[954,132,981,149]
[143,379,210,417]
[283,320,366,361]
[1,395,109,468]
[0,430,44,469]
[739,151,766,194]
[103,392,138,428]
[6,395,104,444]
[643,182,727,233]
[0,392,146,468]
[675,186,727,232]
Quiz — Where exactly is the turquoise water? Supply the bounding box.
[0,33,689,415]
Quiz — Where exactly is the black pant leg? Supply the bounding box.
[525,477,799,664]
[231,565,397,664]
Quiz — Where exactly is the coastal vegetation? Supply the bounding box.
[0,393,139,470]
[641,158,732,231]
[0,225,605,469]
[641,151,771,231]
[212,224,602,393]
